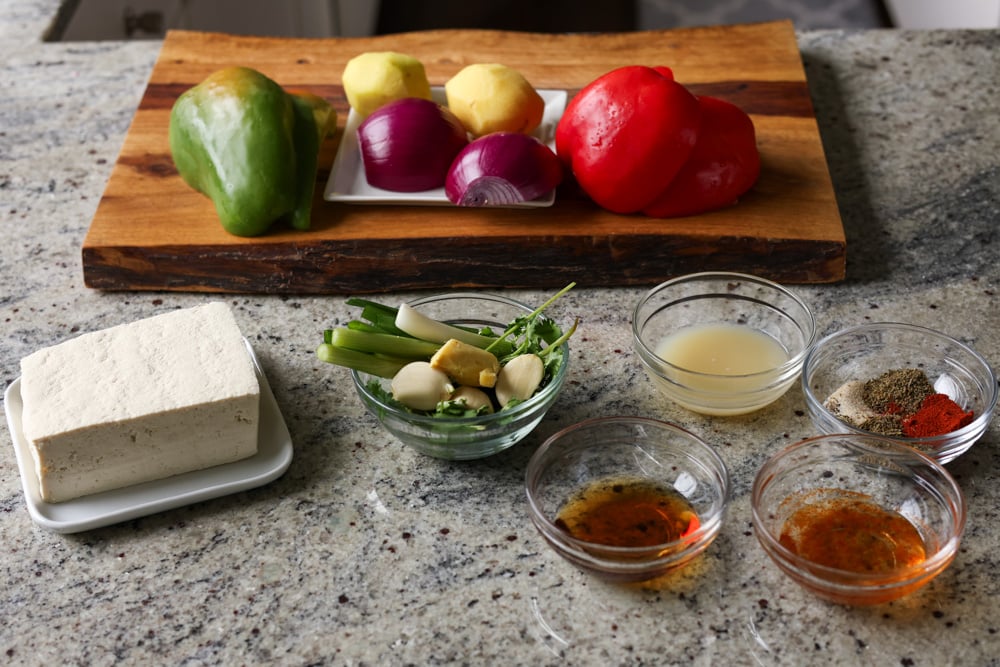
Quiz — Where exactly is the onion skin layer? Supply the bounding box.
[357,97,468,192]
[445,132,564,207]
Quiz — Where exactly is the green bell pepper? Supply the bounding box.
[169,66,333,237]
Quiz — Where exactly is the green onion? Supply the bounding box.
[328,327,441,359]
[315,343,408,378]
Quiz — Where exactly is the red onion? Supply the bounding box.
[445,132,563,207]
[357,98,468,192]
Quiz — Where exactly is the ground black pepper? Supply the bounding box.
[862,369,935,415]
[859,414,904,436]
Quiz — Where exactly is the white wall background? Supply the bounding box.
[883,0,999,28]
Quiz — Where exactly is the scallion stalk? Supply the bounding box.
[329,327,441,359]
[315,344,408,378]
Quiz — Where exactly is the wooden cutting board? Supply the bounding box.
[82,21,845,294]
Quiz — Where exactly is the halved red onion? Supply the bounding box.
[445,132,563,207]
[357,98,468,192]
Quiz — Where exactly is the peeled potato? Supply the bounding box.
[342,51,432,119]
[445,63,544,137]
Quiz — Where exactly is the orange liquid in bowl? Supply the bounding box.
[779,491,927,574]
[555,478,700,550]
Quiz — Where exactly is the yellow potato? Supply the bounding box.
[342,51,432,119]
[444,63,544,137]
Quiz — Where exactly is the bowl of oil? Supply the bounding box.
[751,433,966,606]
[525,416,730,582]
[632,272,816,415]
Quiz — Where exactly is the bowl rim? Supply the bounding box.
[350,290,570,427]
[631,271,817,383]
[750,433,967,590]
[525,415,731,562]
[801,321,999,446]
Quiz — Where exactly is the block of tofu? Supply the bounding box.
[18,302,260,503]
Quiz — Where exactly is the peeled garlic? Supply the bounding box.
[391,361,454,411]
[450,386,495,414]
[495,353,545,407]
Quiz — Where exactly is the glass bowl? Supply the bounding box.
[525,416,730,582]
[632,272,816,415]
[351,292,569,460]
[751,433,966,606]
[802,322,997,464]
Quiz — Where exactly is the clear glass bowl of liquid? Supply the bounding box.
[525,416,731,582]
[632,272,816,415]
[751,433,966,605]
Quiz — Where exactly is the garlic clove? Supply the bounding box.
[391,361,454,411]
[450,386,495,414]
[495,353,544,407]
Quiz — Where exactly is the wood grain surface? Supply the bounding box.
[82,21,846,294]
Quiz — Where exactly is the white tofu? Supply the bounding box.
[19,302,260,503]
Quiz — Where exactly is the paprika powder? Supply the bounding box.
[902,393,975,438]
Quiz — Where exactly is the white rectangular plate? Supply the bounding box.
[324,87,567,206]
[3,340,293,534]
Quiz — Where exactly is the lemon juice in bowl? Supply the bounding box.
[632,272,816,416]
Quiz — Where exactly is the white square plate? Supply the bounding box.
[3,340,293,534]
[324,87,567,207]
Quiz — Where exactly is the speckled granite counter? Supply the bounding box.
[2,3,999,665]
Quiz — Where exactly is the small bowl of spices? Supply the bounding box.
[633,272,816,416]
[802,322,998,463]
[525,416,730,582]
[751,433,966,606]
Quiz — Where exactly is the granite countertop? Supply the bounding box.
[2,2,999,665]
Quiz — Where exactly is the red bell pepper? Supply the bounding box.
[643,95,760,218]
[556,66,760,218]
[555,65,701,214]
